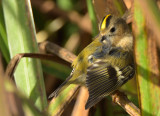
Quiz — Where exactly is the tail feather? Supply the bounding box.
[48,75,72,99]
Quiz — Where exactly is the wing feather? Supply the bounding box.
[85,61,134,109]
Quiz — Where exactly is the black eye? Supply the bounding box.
[110,27,116,33]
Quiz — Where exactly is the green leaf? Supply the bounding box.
[134,3,151,115]
[48,84,79,116]
[0,4,10,63]
[87,0,99,37]
[134,1,160,115]
[2,0,47,110]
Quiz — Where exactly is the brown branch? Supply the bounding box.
[71,87,89,116]
[40,41,140,116]
[5,53,57,78]
[39,41,76,63]
[112,90,140,116]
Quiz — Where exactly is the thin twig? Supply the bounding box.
[112,90,140,116]
[40,41,140,116]
[5,53,56,78]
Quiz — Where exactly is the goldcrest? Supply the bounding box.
[49,14,135,109]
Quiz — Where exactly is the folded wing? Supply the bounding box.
[85,61,134,109]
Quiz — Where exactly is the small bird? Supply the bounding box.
[49,14,135,109]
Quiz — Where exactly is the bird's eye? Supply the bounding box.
[110,27,116,33]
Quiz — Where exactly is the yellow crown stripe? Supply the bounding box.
[100,14,111,31]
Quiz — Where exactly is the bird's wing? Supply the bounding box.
[85,60,134,109]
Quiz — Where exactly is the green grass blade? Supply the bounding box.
[134,1,160,115]
[134,4,151,115]
[48,85,79,116]
[2,0,47,110]
[87,0,99,37]
[0,4,10,63]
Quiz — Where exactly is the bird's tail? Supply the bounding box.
[48,75,72,99]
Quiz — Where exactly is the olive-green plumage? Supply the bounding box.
[49,14,135,109]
